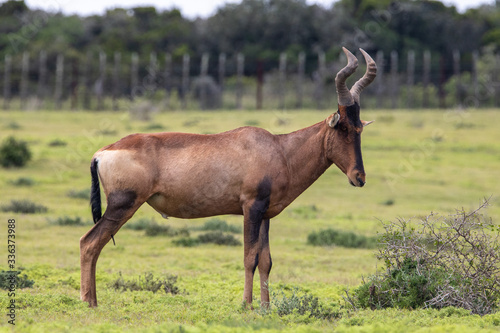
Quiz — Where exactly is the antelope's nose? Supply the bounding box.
[349,170,366,187]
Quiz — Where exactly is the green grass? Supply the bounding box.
[0,109,499,332]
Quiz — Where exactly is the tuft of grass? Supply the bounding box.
[0,270,35,289]
[1,200,48,214]
[143,123,166,131]
[109,272,180,295]
[270,286,341,320]
[0,136,32,168]
[244,119,260,126]
[66,188,90,200]
[5,121,21,129]
[307,228,376,249]
[144,223,190,237]
[124,217,157,231]
[48,139,67,147]
[173,231,242,247]
[48,216,88,226]
[198,218,241,233]
[9,177,35,186]
[289,205,320,220]
[198,231,241,246]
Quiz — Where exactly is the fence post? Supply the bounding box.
[82,51,91,110]
[296,52,305,109]
[37,50,47,109]
[453,50,461,107]
[375,50,384,109]
[130,53,139,100]
[390,50,398,109]
[70,57,79,110]
[315,51,325,109]
[112,52,121,110]
[54,54,64,110]
[236,53,244,110]
[164,53,172,108]
[218,53,226,94]
[182,53,190,109]
[422,50,431,108]
[97,51,106,110]
[200,53,209,110]
[3,55,12,110]
[406,50,415,109]
[20,51,29,110]
[472,51,479,108]
[495,54,500,107]
[279,52,287,109]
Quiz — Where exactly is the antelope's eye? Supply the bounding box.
[341,126,348,132]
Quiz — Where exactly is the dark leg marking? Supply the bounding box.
[103,190,137,243]
[248,177,272,244]
[252,253,259,274]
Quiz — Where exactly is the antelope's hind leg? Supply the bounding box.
[80,190,143,307]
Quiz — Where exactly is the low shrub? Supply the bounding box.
[349,200,500,315]
[173,232,241,247]
[198,231,241,246]
[144,223,189,237]
[0,136,32,168]
[271,286,341,320]
[289,205,320,220]
[0,270,35,289]
[48,139,67,147]
[1,200,48,214]
[48,216,88,226]
[109,272,180,295]
[198,218,241,233]
[66,188,90,200]
[9,177,35,186]
[307,228,376,249]
[124,217,156,231]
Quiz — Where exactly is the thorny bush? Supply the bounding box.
[350,199,500,315]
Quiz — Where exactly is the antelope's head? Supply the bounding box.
[326,47,377,187]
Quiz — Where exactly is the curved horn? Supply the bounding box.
[335,47,358,106]
[350,48,377,105]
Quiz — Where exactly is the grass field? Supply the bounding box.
[0,108,499,332]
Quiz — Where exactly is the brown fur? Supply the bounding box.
[80,105,370,308]
[81,48,376,308]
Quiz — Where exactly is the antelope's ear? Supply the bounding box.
[362,120,374,127]
[328,112,340,128]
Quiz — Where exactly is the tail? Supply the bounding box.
[90,158,102,224]
[90,158,116,245]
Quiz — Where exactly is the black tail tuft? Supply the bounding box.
[90,158,102,224]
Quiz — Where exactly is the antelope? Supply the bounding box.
[80,47,376,308]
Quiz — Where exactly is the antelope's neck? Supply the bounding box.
[277,121,332,201]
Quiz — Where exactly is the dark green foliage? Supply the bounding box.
[354,258,446,310]
[0,270,35,289]
[289,205,320,220]
[1,200,48,214]
[349,200,500,315]
[198,231,241,246]
[0,136,32,168]
[143,123,165,131]
[173,231,241,247]
[307,228,376,249]
[48,139,67,147]
[198,218,241,234]
[66,188,90,200]
[109,272,180,295]
[271,286,341,320]
[9,177,35,186]
[48,216,88,226]
[172,237,200,247]
[144,223,189,237]
[124,218,157,231]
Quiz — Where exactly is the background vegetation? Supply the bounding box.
[0,108,499,331]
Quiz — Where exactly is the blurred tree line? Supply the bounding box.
[1,0,500,109]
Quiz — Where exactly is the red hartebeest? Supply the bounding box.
[80,47,376,308]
